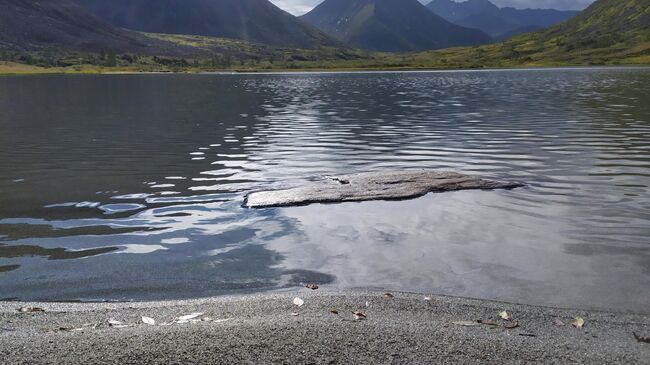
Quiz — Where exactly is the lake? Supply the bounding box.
[0,68,649,312]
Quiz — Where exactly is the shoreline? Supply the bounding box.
[1,62,649,77]
[2,289,648,364]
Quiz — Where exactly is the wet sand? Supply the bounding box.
[1,289,649,364]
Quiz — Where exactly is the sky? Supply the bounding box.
[269,0,596,16]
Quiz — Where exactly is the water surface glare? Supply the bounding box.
[0,68,649,312]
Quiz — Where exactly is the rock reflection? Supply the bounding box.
[0,223,164,241]
[0,265,20,273]
[0,244,118,260]
[266,192,650,312]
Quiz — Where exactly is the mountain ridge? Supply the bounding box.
[426,0,578,39]
[76,0,341,49]
[0,0,162,53]
[301,0,491,52]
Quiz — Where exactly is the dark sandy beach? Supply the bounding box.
[1,289,648,364]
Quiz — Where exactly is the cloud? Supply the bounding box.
[270,0,595,16]
[270,0,322,15]
[490,0,594,10]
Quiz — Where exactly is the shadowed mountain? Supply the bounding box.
[426,0,578,39]
[0,0,164,53]
[76,0,341,49]
[301,0,491,52]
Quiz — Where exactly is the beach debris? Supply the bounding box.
[352,311,367,320]
[499,311,510,321]
[424,296,440,304]
[384,293,394,298]
[571,317,585,329]
[45,326,84,334]
[291,312,300,317]
[477,320,499,326]
[553,319,565,326]
[452,320,481,327]
[504,321,520,329]
[305,284,319,290]
[365,301,370,307]
[199,318,230,324]
[633,333,650,344]
[108,319,129,328]
[17,307,45,313]
[160,314,227,326]
[141,316,156,326]
[176,313,204,324]
[293,297,305,307]
[329,308,339,315]
[519,333,537,337]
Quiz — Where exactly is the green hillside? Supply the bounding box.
[409,0,650,68]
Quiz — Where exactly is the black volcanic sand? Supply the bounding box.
[1,290,648,364]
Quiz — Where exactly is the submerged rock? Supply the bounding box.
[243,171,523,208]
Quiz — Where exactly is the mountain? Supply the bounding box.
[0,0,162,53]
[301,0,491,52]
[426,0,578,39]
[421,0,650,66]
[76,0,340,49]
[427,0,499,22]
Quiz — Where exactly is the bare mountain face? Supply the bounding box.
[426,0,578,40]
[76,0,341,49]
[0,0,164,53]
[301,0,491,52]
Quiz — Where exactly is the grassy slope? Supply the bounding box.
[400,0,650,68]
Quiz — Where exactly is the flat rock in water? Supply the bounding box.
[243,171,523,208]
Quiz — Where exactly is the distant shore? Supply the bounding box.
[2,61,649,77]
[1,289,648,364]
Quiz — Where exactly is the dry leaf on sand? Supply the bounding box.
[504,321,520,329]
[176,313,204,323]
[477,320,499,326]
[452,321,481,327]
[633,333,650,344]
[571,317,585,329]
[352,311,367,320]
[108,319,128,328]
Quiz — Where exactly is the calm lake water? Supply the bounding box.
[0,68,649,312]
